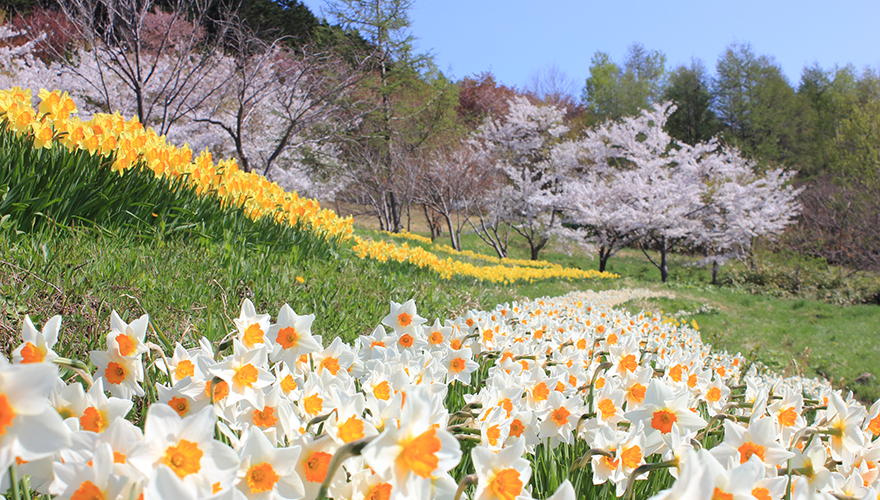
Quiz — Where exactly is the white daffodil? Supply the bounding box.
[625,379,707,455]
[444,346,480,386]
[12,314,60,365]
[210,340,275,407]
[235,299,272,350]
[90,344,145,400]
[709,417,794,472]
[0,358,71,468]
[128,404,240,498]
[291,435,340,500]
[50,442,128,500]
[537,392,586,447]
[234,427,304,500]
[157,376,210,418]
[472,438,532,500]
[382,299,427,336]
[361,385,461,499]
[312,337,356,378]
[700,449,767,500]
[825,391,867,461]
[326,391,377,446]
[423,319,453,351]
[267,304,321,367]
[107,310,149,359]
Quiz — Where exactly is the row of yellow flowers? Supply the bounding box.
[352,236,618,283]
[0,87,354,240]
[381,230,560,269]
[1,87,615,284]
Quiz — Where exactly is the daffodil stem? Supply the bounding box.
[449,426,480,435]
[455,435,482,443]
[53,357,94,387]
[570,448,614,472]
[453,474,477,500]
[623,459,678,500]
[9,463,20,500]
[305,410,338,434]
[315,437,374,500]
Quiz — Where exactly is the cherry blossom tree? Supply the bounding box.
[187,22,368,190]
[690,149,801,283]
[553,102,801,282]
[54,0,235,136]
[473,96,569,260]
[414,141,499,251]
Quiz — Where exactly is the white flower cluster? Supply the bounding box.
[5,288,873,500]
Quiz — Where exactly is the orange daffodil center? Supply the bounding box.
[532,382,549,401]
[246,462,280,494]
[70,480,106,500]
[303,451,332,483]
[243,324,264,348]
[115,333,136,356]
[233,364,258,387]
[712,488,734,500]
[651,410,677,434]
[621,445,642,470]
[105,362,127,385]
[397,312,412,328]
[338,415,365,443]
[490,468,523,500]
[0,394,16,435]
[80,407,107,433]
[598,398,616,419]
[175,359,194,379]
[320,357,341,375]
[620,354,638,373]
[779,407,799,428]
[276,326,299,349]
[20,342,45,363]
[253,407,278,428]
[738,441,766,463]
[450,358,466,373]
[366,483,392,500]
[398,427,441,478]
[551,407,571,426]
[429,331,444,345]
[163,439,203,478]
[627,383,646,403]
[373,381,391,401]
[168,397,190,417]
[303,394,324,415]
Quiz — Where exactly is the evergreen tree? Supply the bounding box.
[662,59,719,145]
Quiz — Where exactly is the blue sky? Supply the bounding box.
[299,0,880,93]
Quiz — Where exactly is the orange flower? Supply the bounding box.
[398,427,441,478]
[302,451,332,483]
[246,463,280,494]
[651,410,677,434]
[163,439,203,478]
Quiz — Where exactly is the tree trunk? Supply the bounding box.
[599,246,610,273]
[444,213,459,250]
[660,238,669,283]
[712,259,719,285]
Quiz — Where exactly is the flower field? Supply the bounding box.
[5,286,878,500]
[0,87,613,285]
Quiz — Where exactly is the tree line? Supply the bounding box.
[1,0,877,276]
